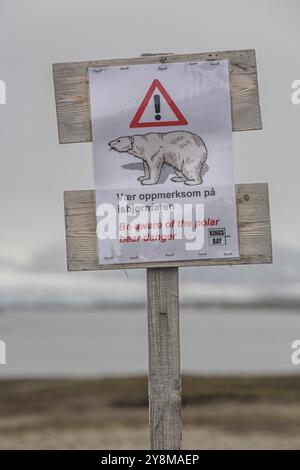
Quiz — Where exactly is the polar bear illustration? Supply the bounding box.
[108,131,208,185]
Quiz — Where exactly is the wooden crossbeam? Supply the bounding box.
[53,49,262,144]
[64,183,272,271]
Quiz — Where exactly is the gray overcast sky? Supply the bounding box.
[0,0,300,286]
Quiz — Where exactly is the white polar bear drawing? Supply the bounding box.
[108,130,208,186]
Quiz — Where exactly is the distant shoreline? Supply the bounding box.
[1,301,300,313]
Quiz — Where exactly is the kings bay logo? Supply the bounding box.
[0,80,6,104]
[0,340,6,365]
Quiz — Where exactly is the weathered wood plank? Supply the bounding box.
[53,49,262,144]
[64,183,272,271]
[147,267,181,450]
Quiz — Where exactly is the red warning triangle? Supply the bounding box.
[130,79,188,128]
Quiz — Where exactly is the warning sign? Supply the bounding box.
[88,60,239,265]
[130,79,188,128]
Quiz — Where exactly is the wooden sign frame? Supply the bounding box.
[53,49,272,450]
[53,49,270,271]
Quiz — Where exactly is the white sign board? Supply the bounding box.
[88,60,239,265]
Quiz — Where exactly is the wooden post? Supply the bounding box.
[147,267,181,450]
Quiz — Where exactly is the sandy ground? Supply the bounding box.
[1,422,300,450]
[1,376,300,449]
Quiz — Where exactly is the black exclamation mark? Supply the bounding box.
[154,94,161,121]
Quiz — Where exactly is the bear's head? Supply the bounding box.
[108,136,134,153]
